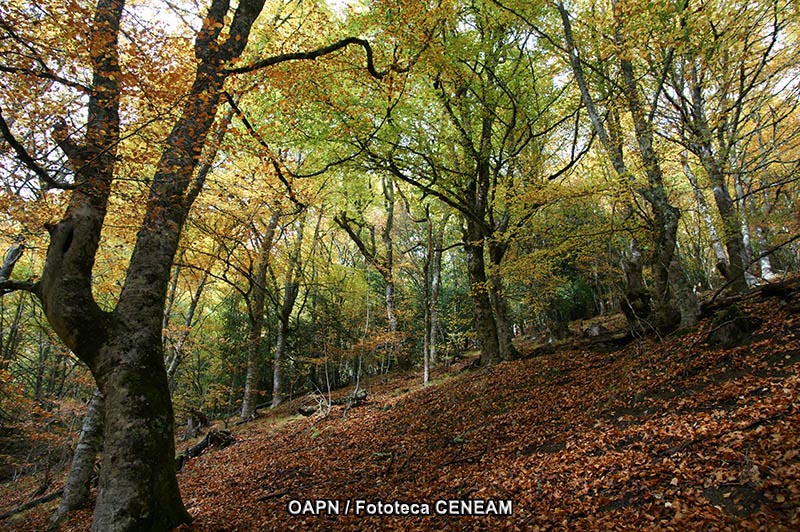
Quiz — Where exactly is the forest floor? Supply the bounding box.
[2,288,800,531]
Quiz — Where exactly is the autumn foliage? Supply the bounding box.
[2,0,800,529]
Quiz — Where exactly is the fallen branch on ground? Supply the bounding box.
[0,489,63,521]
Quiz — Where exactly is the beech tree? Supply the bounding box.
[0,0,272,527]
[368,0,584,363]
[1,0,796,527]
[555,0,699,331]
[661,0,800,290]
[0,0,401,528]
[335,175,401,369]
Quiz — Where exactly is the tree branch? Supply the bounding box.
[0,65,90,93]
[0,241,39,295]
[0,107,77,190]
[0,279,38,296]
[226,37,408,78]
[222,92,306,212]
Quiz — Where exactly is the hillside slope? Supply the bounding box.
[5,294,800,531]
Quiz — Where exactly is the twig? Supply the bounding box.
[442,444,488,467]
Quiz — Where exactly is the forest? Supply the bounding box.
[0,0,798,530]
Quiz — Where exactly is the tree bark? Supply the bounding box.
[271,279,298,409]
[50,390,104,526]
[669,256,699,328]
[754,136,776,280]
[620,238,650,324]
[696,149,750,292]
[681,152,729,272]
[613,0,686,331]
[559,0,689,332]
[429,217,446,367]
[679,60,750,293]
[89,329,188,531]
[382,176,398,338]
[30,1,268,529]
[464,221,501,365]
[488,240,519,360]
[241,211,280,419]
[272,217,304,408]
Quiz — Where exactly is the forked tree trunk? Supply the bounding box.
[614,1,686,332]
[683,62,750,293]
[30,1,268,529]
[334,178,398,367]
[559,0,692,333]
[3,4,401,529]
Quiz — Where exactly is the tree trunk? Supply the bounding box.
[429,242,442,367]
[30,1,268,529]
[682,152,729,272]
[733,172,754,261]
[613,1,685,332]
[91,335,188,532]
[733,172,762,287]
[422,208,434,385]
[755,225,774,279]
[271,318,287,408]
[755,137,776,280]
[707,166,751,292]
[683,62,750,293]
[272,218,304,408]
[463,221,501,365]
[429,213,447,367]
[620,238,651,325]
[669,256,699,328]
[381,176,399,370]
[164,111,230,390]
[166,268,209,389]
[241,314,266,419]
[559,0,686,332]
[241,211,280,419]
[647,194,683,332]
[50,390,104,526]
[487,240,519,360]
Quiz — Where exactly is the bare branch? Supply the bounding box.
[226,37,409,78]
[0,65,90,93]
[0,279,38,296]
[222,91,306,211]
